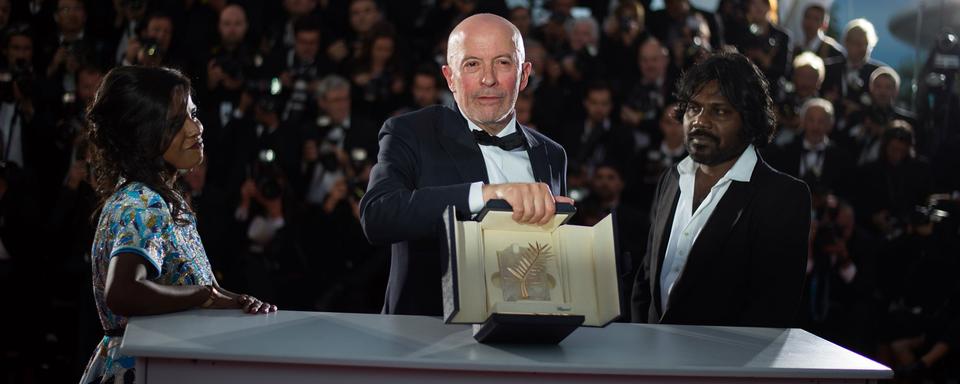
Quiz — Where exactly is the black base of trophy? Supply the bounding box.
[472,313,585,344]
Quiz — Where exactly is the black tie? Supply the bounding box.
[473,130,527,151]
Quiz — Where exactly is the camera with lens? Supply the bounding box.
[0,59,35,102]
[346,177,367,200]
[679,15,709,67]
[253,92,282,116]
[246,76,282,98]
[251,149,284,200]
[314,138,339,170]
[61,39,82,58]
[776,82,801,121]
[814,221,843,251]
[910,196,956,227]
[139,37,162,58]
[624,86,663,123]
[212,52,245,81]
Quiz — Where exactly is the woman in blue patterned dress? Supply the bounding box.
[79,66,277,384]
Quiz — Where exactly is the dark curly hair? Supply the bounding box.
[672,51,777,148]
[85,66,194,225]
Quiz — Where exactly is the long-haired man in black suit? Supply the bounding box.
[631,51,811,328]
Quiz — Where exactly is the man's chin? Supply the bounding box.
[689,146,747,166]
[688,151,720,165]
[469,110,511,126]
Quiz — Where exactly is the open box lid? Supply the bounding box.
[442,200,621,328]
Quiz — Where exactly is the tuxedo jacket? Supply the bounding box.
[631,149,811,328]
[360,105,568,316]
[765,137,855,198]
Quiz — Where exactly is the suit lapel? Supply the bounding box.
[686,180,755,259]
[667,162,761,305]
[438,104,489,184]
[650,169,680,316]
[518,124,550,185]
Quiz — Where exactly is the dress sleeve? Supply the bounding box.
[109,204,170,278]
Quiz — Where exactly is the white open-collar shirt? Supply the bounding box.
[659,145,758,311]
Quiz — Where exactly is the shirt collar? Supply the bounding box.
[803,137,829,151]
[460,109,518,138]
[59,31,84,44]
[677,144,756,182]
[804,30,824,51]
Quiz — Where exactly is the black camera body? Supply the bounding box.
[251,149,284,200]
[213,52,245,81]
[0,59,35,102]
[139,37,162,58]
[776,85,802,121]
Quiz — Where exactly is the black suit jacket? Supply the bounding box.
[631,149,811,328]
[765,137,855,199]
[360,105,568,316]
[823,58,884,105]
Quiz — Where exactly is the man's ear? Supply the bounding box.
[441,65,456,93]
[518,61,532,92]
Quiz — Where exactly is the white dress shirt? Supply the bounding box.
[462,113,536,213]
[800,137,829,178]
[659,145,758,311]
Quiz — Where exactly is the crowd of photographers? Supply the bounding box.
[0,0,958,381]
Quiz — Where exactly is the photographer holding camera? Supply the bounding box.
[799,196,880,356]
[42,0,99,79]
[620,36,676,148]
[0,26,40,171]
[600,0,648,90]
[200,4,258,177]
[297,77,381,313]
[121,12,178,68]
[647,0,722,59]
[856,121,934,240]
[232,148,308,310]
[558,16,603,85]
[112,0,148,64]
[294,74,377,207]
[730,0,791,94]
[877,197,960,380]
[266,15,332,128]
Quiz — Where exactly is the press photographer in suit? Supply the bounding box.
[360,14,572,316]
[631,52,811,328]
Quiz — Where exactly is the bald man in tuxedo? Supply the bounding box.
[360,14,571,316]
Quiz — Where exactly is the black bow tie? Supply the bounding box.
[473,130,527,151]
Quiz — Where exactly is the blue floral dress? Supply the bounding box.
[80,182,214,384]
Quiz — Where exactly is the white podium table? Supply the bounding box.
[121,309,891,384]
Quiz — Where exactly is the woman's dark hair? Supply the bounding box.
[85,65,193,225]
[673,51,777,148]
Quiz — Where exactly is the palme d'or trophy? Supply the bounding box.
[441,200,621,344]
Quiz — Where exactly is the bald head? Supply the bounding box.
[447,14,525,68]
[441,13,532,134]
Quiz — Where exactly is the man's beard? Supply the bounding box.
[685,130,749,166]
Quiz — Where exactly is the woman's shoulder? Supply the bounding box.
[108,182,167,210]
[100,182,172,225]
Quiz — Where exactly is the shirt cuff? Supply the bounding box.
[838,263,857,283]
[468,181,485,214]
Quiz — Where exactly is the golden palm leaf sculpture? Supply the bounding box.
[506,242,554,299]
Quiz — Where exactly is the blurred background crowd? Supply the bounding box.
[0,0,958,382]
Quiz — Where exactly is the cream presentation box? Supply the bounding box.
[441,200,621,343]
